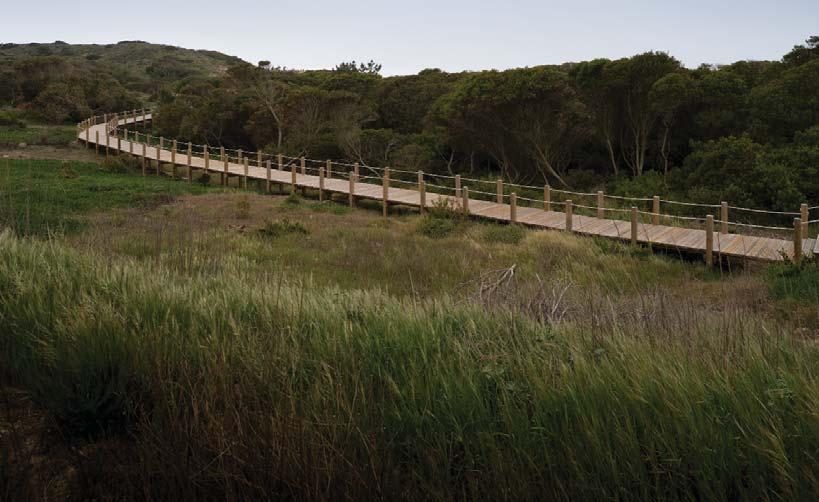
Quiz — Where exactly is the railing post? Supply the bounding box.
[141,142,147,176]
[116,134,121,155]
[630,207,638,245]
[85,123,89,145]
[105,130,110,161]
[243,157,249,189]
[383,167,390,218]
[597,191,605,219]
[319,166,325,201]
[720,202,728,234]
[222,147,228,186]
[705,214,714,267]
[544,185,551,212]
[326,159,332,180]
[801,203,808,237]
[496,179,503,204]
[204,146,210,174]
[462,186,469,215]
[353,162,359,182]
[794,218,803,263]
[129,132,134,155]
[510,193,517,223]
[171,139,177,179]
[237,149,243,167]
[652,196,660,225]
[187,142,192,182]
[455,174,461,199]
[299,157,307,195]
[291,164,297,194]
[418,171,426,214]
[257,151,262,169]
[565,200,573,232]
[95,130,100,155]
[266,160,271,192]
[349,171,356,207]
[277,154,284,192]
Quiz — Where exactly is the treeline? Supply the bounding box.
[151,38,819,210]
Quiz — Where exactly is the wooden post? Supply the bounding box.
[223,148,229,186]
[418,171,425,214]
[349,171,356,207]
[204,147,210,174]
[801,203,808,236]
[129,133,134,155]
[705,215,714,267]
[155,140,161,176]
[186,142,192,182]
[116,135,121,155]
[720,202,728,234]
[237,149,243,167]
[455,174,461,199]
[257,151,262,168]
[353,162,359,182]
[382,167,390,217]
[265,160,271,192]
[171,140,177,179]
[319,166,325,201]
[326,159,332,179]
[597,191,605,219]
[95,130,100,154]
[105,131,110,161]
[510,193,517,223]
[794,218,803,263]
[277,154,284,192]
[652,196,660,225]
[141,142,146,176]
[290,164,297,194]
[243,158,249,189]
[300,157,307,195]
[544,185,551,212]
[462,187,470,215]
[85,123,90,145]
[566,200,573,232]
[496,179,503,204]
[630,207,638,245]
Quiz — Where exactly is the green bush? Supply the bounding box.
[480,223,526,244]
[0,110,25,128]
[416,215,457,238]
[766,257,819,302]
[257,218,309,239]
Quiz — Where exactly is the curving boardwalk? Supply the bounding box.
[77,111,817,264]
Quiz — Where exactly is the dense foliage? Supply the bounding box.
[3,38,818,209]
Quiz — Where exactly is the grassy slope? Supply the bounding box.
[0,158,818,500]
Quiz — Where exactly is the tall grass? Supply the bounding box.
[1,231,816,500]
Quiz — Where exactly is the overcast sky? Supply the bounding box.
[4,0,818,75]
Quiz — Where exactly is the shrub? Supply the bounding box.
[0,110,25,128]
[235,196,250,219]
[104,155,141,173]
[480,224,526,245]
[416,215,457,239]
[766,257,819,302]
[257,218,308,239]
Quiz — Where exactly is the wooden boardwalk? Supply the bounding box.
[77,112,817,264]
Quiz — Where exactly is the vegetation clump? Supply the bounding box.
[257,218,308,239]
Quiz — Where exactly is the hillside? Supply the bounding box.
[0,41,246,122]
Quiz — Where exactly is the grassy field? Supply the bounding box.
[0,123,78,147]
[1,158,818,500]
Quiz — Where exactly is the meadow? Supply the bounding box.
[1,157,818,500]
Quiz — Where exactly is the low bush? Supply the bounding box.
[257,218,309,239]
[416,215,457,238]
[480,223,526,244]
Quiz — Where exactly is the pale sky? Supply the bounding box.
[4,0,818,75]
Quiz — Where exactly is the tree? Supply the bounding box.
[650,72,695,176]
[783,36,819,67]
[604,52,683,176]
[334,60,382,75]
[571,59,622,175]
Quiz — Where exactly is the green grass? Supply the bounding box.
[767,257,819,302]
[0,158,217,236]
[0,231,816,500]
[0,124,78,147]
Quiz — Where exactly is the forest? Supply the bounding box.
[2,37,819,210]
